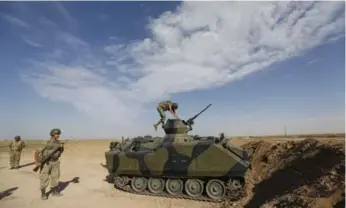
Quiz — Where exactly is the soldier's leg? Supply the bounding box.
[154,107,166,130]
[14,151,21,169]
[159,108,166,127]
[39,164,51,200]
[9,152,14,169]
[50,161,62,197]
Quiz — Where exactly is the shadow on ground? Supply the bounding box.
[334,199,345,208]
[59,177,80,192]
[0,187,18,200]
[46,177,80,196]
[18,162,35,169]
[333,192,345,208]
[243,139,345,208]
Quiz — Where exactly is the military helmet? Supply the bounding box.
[172,103,178,109]
[14,135,21,140]
[50,128,61,136]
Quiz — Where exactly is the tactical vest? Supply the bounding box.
[41,140,62,161]
[9,141,25,152]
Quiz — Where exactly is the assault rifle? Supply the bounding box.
[32,140,69,172]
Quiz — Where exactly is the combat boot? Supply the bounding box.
[41,189,47,200]
[51,186,63,197]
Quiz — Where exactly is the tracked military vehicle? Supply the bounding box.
[103,104,250,202]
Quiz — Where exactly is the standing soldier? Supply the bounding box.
[9,136,26,169]
[153,101,180,131]
[34,128,64,200]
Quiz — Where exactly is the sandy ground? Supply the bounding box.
[0,137,344,208]
[0,140,212,208]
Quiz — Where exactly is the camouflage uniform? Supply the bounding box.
[9,136,25,169]
[35,128,64,200]
[154,101,179,130]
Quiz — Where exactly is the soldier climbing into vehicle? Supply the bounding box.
[153,101,180,131]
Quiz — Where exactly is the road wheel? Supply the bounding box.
[205,179,226,200]
[184,179,203,198]
[165,179,183,195]
[131,177,148,192]
[148,178,165,194]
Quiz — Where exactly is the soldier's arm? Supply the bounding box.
[22,141,26,148]
[34,142,48,164]
[8,141,13,150]
[60,142,65,153]
[168,104,179,119]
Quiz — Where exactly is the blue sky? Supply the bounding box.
[0,1,345,139]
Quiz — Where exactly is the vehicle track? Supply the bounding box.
[108,175,246,204]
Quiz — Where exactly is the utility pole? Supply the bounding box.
[284,124,287,136]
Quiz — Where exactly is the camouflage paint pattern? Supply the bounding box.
[158,101,173,111]
[155,101,175,126]
[39,161,60,189]
[105,137,248,178]
[104,115,250,201]
[156,106,166,125]
[9,140,25,168]
[36,139,63,189]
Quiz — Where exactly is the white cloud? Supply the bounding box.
[52,2,78,29]
[21,36,43,47]
[21,1,345,134]
[55,31,88,48]
[306,58,320,65]
[2,13,30,28]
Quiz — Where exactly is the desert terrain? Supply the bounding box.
[0,134,344,208]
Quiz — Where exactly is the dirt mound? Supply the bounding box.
[222,138,345,208]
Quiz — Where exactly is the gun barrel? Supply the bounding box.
[199,104,212,115]
[184,104,212,130]
[190,104,212,121]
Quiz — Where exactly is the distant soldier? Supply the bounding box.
[9,136,26,169]
[153,101,180,131]
[34,128,65,200]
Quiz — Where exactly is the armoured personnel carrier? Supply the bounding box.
[103,104,250,202]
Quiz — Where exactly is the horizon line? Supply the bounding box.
[0,132,344,141]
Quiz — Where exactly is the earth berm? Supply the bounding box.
[221,138,345,208]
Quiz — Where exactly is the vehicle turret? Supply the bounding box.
[162,104,212,143]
